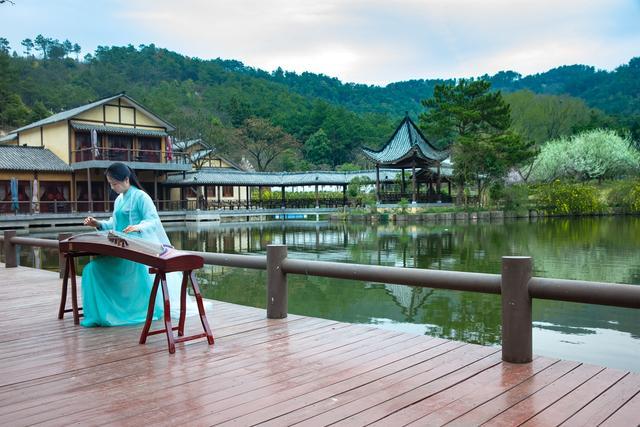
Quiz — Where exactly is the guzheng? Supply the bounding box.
[59,231,203,272]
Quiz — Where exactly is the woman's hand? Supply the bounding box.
[123,224,141,233]
[83,216,99,228]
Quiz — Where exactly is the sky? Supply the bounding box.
[2,0,640,86]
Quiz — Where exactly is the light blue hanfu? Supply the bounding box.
[81,186,175,327]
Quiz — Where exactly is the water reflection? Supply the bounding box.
[8,216,640,371]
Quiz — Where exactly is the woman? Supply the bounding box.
[81,162,170,327]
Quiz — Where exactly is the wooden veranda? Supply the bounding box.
[1,264,639,426]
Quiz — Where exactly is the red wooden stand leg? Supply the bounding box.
[139,273,161,345]
[58,254,83,323]
[178,271,188,337]
[159,272,176,354]
[190,271,214,345]
[139,268,213,353]
[69,257,80,325]
[58,256,70,319]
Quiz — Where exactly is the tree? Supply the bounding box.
[419,79,535,205]
[531,129,640,182]
[303,128,332,166]
[21,38,34,56]
[0,37,10,54]
[62,39,73,58]
[237,117,300,171]
[33,35,50,59]
[72,43,81,61]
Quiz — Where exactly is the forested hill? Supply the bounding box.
[0,39,638,170]
[243,59,640,117]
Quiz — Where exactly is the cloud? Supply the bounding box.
[4,0,640,84]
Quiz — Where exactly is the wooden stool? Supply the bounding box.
[139,268,214,354]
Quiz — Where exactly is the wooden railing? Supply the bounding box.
[71,147,190,164]
[2,231,639,364]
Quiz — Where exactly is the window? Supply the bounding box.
[107,135,133,161]
[137,137,161,162]
[74,132,92,162]
[222,186,234,197]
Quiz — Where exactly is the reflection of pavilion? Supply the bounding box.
[383,284,434,322]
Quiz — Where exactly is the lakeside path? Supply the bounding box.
[0,264,638,426]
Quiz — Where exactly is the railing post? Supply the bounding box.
[58,233,72,278]
[501,256,532,363]
[3,230,17,268]
[266,244,288,319]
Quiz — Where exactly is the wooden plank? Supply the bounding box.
[520,368,628,426]
[599,388,640,426]
[561,372,640,426]
[372,356,557,426]
[439,359,582,426]
[60,329,416,426]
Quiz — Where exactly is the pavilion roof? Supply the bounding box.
[362,116,449,166]
[164,165,451,187]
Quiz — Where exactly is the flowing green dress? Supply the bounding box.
[80,186,169,327]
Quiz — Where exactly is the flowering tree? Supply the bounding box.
[531,129,640,182]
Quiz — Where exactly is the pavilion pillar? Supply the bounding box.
[87,168,93,213]
[315,184,319,208]
[281,186,286,209]
[411,160,417,204]
[258,186,263,208]
[375,165,380,203]
[342,185,347,207]
[71,172,77,213]
[436,162,442,202]
[204,185,208,210]
[217,185,221,208]
[401,168,406,196]
[246,186,250,209]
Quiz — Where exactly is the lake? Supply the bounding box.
[13,215,640,372]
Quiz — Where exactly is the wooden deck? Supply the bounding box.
[0,264,638,426]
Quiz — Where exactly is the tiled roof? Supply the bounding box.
[0,146,72,172]
[362,116,450,165]
[6,93,175,136]
[172,138,205,151]
[70,122,168,137]
[164,167,449,186]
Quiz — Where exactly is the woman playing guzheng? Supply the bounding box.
[81,162,172,327]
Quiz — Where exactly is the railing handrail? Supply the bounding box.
[4,233,638,309]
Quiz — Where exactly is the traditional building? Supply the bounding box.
[362,115,452,203]
[0,93,192,212]
[0,146,72,214]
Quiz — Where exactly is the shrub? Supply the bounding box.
[531,129,640,182]
[607,180,640,213]
[490,183,529,211]
[534,181,606,215]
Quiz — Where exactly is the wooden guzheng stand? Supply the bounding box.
[58,231,214,354]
